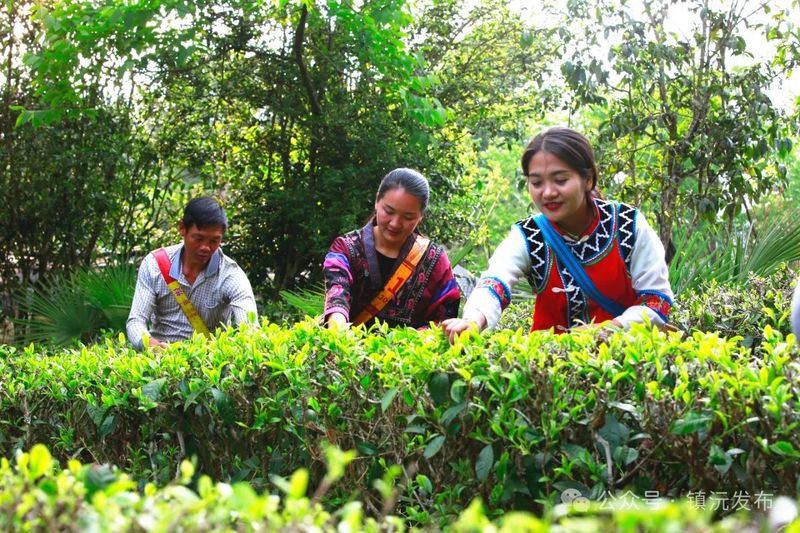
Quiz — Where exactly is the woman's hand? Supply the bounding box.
[572,319,623,343]
[440,315,485,344]
[325,312,349,329]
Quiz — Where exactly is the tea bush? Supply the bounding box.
[0,320,798,526]
[670,264,796,347]
[495,300,534,331]
[2,444,796,532]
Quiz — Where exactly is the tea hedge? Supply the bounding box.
[670,265,797,347]
[0,320,798,525]
[2,444,797,532]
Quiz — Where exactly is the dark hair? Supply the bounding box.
[182,197,228,232]
[520,127,599,191]
[376,168,430,213]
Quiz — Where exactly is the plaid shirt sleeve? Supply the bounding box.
[225,265,258,327]
[126,254,159,350]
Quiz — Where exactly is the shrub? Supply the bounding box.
[2,444,795,531]
[0,322,798,525]
[495,300,534,331]
[671,263,796,348]
[0,443,394,531]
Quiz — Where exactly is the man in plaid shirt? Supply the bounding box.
[126,197,258,350]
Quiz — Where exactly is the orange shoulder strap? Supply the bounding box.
[353,236,430,326]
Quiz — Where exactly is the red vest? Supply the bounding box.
[517,199,639,332]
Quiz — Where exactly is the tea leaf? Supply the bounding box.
[211,387,235,424]
[769,441,800,458]
[439,402,467,427]
[598,415,630,448]
[98,415,117,439]
[28,444,52,480]
[609,401,641,420]
[475,444,494,482]
[424,435,445,459]
[141,378,166,403]
[708,444,733,474]
[613,446,639,466]
[415,474,433,495]
[450,379,467,403]
[428,373,450,406]
[356,441,380,456]
[287,468,308,499]
[670,411,712,436]
[381,387,398,413]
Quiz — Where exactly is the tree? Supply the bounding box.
[1,1,131,309]
[413,0,562,145]
[559,0,795,259]
[13,0,569,300]
[405,0,566,273]
[19,0,468,294]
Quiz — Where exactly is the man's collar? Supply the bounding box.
[169,245,222,279]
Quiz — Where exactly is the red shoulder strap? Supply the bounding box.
[153,248,175,283]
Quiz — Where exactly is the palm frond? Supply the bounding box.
[75,264,137,331]
[16,275,103,346]
[15,264,137,347]
[669,204,800,296]
[448,239,476,267]
[280,283,326,318]
[669,223,732,296]
[740,206,800,279]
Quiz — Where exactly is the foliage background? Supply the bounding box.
[2,0,799,335]
[2,1,800,527]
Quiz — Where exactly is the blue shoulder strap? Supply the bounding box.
[534,213,627,317]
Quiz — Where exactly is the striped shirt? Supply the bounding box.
[126,244,257,349]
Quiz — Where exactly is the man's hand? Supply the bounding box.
[147,336,168,350]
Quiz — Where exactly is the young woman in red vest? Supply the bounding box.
[442,127,673,342]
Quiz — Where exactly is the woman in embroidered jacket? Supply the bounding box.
[323,168,461,328]
[442,127,673,342]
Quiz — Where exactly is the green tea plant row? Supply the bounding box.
[0,320,798,525]
[2,444,796,532]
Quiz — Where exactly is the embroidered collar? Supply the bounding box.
[360,219,415,291]
[553,199,601,242]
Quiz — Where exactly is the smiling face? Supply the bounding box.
[373,187,423,253]
[526,151,594,236]
[179,222,224,269]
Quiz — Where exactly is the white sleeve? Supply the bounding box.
[615,211,674,328]
[463,225,531,329]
